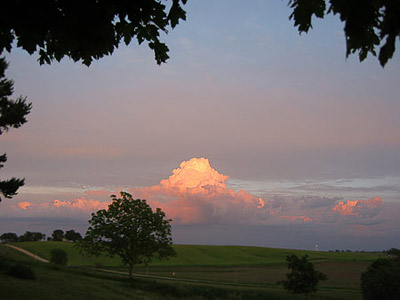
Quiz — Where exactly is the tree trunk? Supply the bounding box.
[129,264,134,279]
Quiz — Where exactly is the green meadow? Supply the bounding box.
[1,241,383,299]
[12,241,381,267]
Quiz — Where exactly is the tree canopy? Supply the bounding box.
[64,229,82,242]
[289,0,400,67]
[18,231,45,242]
[361,249,400,300]
[0,232,18,242]
[0,0,187,66]
[79,192,176,278]
[51,229,64,242]
[0,1,398,67]
[0,57,31,201]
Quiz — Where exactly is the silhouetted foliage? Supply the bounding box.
[279,254,327,299]
[289,0,400,67]
[0,0,187,66]
[0,232,18,242]
[64,229,82,242]
[50,248,68,266]
[51,229,64,242]
[6,263,35,279]
[0,57,31,202]
[18,231,45,242]
[1,1,398,67]
[78,192,176,278]
[361,257,400,300]
[386,247,400,258]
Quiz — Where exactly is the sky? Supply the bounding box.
[1,0,400,251]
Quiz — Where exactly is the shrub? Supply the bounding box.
[0,257,10,271]
[6,263,35,279]
[361,258,400,300]
[50,248,68,266]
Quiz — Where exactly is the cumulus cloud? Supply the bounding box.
[129,158,265,224]
[8,158,388,230]
[332,196,382,217]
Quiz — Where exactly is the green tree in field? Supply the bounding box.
[79,192,176,279]
[50,249,68,266]
[51,229,64,242]
[64,230,82,242]
[279,254,327,299]
[18,231,45,242]
[361,249,400,300]
[0,232,18,242]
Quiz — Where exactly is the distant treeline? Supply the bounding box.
[0,229,82,243]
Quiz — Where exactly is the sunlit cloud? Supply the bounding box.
[51,197,109,211]
[332,196,382,217]
[6,158,389,231]
[11,197,110,217]
[129,158,265,224]
[17,201,31,210]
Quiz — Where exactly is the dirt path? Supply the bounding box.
[4,244,49,263]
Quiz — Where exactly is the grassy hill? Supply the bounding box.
[12,241,382,267]
[0,243,315,300]
[5,242,383,300]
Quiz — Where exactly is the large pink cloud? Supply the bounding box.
[8,158,387,229]
[129,158,265,224]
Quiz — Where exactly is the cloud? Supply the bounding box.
[84,189,111,197]
[8,158,389,231]
[17,201,31,210]
[129,158,265,224]
[332,196,382,217]
[300,196,341,209]
[280,215,312,222]
[51,197,109,211]
[8,196,110,218]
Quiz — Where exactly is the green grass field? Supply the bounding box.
[0,243,312,300]
[12,241,382,267]
[6,241,383,299]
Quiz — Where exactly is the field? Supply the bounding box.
[1,242,384,299]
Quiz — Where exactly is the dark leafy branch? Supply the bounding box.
[289,0,400,66]
[0,57,31,201]
[0,0,188,66]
